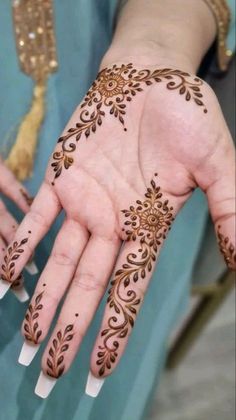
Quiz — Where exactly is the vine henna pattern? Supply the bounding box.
[217,225,236,270]
[96,174,174,377]
[23,291,44,344]
[1,231,31,283]
[46,321,77,378]
[51,63,207,183]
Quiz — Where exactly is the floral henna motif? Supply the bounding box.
[1,231,31,283]
[46,324,75,378]
[51,63,207,183]
[217,225,236,270]
[96,174,174,376]
[23,291,44,344]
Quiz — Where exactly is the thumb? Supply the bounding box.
[195,132,235,270]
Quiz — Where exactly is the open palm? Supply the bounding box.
[0,63,235,397]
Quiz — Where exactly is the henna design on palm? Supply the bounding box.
[51,64,207,183]
[217,225,236,269]
[46,324,75,378]
[23,291,44,344]
[1,231,31,282]
[96,174,174,376]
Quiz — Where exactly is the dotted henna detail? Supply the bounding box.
[217,225,236,270]
[96,174,174,376]
[23,291,44,344]
[1,235,30,283]
[46,324,75,378]
[51,63,207,183]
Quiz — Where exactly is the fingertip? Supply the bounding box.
[0,278,11,299]
[35,371,57,399]
[11,286,29,302]
[18,341,40,366]
[85,371,105,397]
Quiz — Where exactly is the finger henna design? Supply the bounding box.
[217,225,236,270]
[20,188,34,206]
[46,323,75,378]
[23,291,44,344]
[1,231,31,282]
[11,274,24,290]
[96,174,174,376]
[51,64,207,183]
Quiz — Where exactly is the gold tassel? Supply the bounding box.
[5,81,46,181]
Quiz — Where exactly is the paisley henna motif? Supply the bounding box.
[1,233,30,282]
[96,174,174,376]
[217,225,236,270]
[51,63,207,183]
[46,324,74,378]
[23,291,44,344]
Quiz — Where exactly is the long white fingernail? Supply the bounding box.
[25,261,39,275]
[0,279,11,299]
[12,286,29,302]
[35,371,57,399]
[18,342,40,366]
[85,371,105,397]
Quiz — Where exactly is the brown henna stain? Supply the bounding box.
[217,225,236,270]
[19,189,34,206]
[46,324,75,378]
[96,174,174,376]
[51,64,207,183]
[11,274,24,290]
[23,291,44,343]
[46,313,79,378]
[1,231,31,282]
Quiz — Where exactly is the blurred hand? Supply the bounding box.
[0,157,34,301]
[0,62,235,397]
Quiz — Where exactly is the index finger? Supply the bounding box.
[0,181,61,298]
[0,157,32,213]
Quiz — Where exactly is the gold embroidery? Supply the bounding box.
[12,0,57,82]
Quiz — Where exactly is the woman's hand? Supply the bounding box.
[0,60,235,397]
[0,157,37,301]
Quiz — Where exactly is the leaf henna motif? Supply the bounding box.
[23,292,44,344]
[51,63,207,183]
[46,324,74,378]
[96,174,175,376]
[217,225,236,270]
[1,237,29,283]
[11,274,24,290]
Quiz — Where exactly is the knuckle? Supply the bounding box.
[51,251,76,267]
[28,209,48,228]
[73,272,105,292]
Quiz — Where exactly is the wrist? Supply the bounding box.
[100,42,199,74]
[101,0,217,74]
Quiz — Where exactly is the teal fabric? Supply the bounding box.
[227,0,236,51]
[0,1,234,420]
